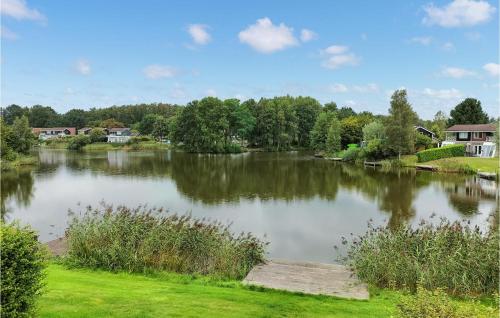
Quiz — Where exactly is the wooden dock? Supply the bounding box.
[364,161,381,167]
[243,259,369,300]
[477,172,497,180]
[415,164,437,171]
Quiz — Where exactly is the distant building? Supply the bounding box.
[78,127,93,135]
[414,126,435,140]
[107,127,132,143]
[441,124,496,157]
[32,127,76,140]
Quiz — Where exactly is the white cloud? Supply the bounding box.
[328,83,348,93]
[320,45,360,70]
[345,100,357,106]
[300,29,317,42]
[322,53,360,70]
[353,83,379,93]
[483,63,500,76]
[0,0,46,22]
[0,25,17,39]
[238,17,298,53]
[188,24,211,45]
[409,36,433,45]
[205,88,217,97]
[441,41,455,51]
[440,67,476,78]
[422,88,462,99]
[169,83,187,99]
[75,59,91,75]
[143,64,177,79]
[321,45,349,55]
[422,0,496,27]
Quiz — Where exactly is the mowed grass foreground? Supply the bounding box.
[40,264,398,318]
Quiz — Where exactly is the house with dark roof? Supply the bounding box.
[32,127,77,140]
[442,124,496,157]
[415,126,435,140]
[107,127,132,143]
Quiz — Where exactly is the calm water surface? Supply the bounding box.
[2,149,498,263]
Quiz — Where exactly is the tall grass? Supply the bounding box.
[65,203,267,279]
[342,217,498,296]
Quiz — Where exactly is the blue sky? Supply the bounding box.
[1,0,499,119]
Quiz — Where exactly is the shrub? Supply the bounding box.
[414,132,433,151]
[361,139,386,160]
[416,144,465,162]
[65,204,267,279]
[223,143,242,154]
[89,128,107,143]
[396,286,495,318]
[343,218,498,296]
[341,147,361,162]
[1,222,47,317]
[67,135,91,150]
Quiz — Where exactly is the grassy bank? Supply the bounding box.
[0,155,37,171]
[426,157,499,173]
[42,141,169,151]
[39,264,497,318]
[380,155,499,174]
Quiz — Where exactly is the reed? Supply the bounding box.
[65,203,267,279]
[341,217,498,296]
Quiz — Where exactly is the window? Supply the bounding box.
[458,132,468,139]
[473,132,483,139]
[474,145,482,155]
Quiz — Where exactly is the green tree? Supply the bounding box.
[0,118,16,160]
[233,103,256,144]
[2,105,27,125]
[28,105,60,127]
[340,116,367,148]
[337,106,356,120]
[293,97,321,147]
[323,102,338,113]
[138,114,160,135]
[89,128,107,143]
[431,110,447,141]
[310,112,334,151]
[326,116,341,154]
[152,116,169,140]
[386,90,416,159]
[62,109,87,129]
[448,98,489,126]
[363,120,385,142]
[100,118,125,129]
[8,116,35,155]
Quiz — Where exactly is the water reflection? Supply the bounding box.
[2,149,498,262]
[1,168,35,220]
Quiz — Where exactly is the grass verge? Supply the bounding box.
[426,157,499,174]
[0,155,38,171]
[39,264,497,318]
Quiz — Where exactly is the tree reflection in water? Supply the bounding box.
[4,149,497,231]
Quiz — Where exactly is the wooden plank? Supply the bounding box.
[415,165,437,171]
[243,259,369,300]
[478,172,497,180]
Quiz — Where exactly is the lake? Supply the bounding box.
[2,149,497,263]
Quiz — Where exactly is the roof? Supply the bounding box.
[79,127,92,131]
[445,124,496,132]
[32,127,77,135]
[415,126,435,136]
[108,127,130,132]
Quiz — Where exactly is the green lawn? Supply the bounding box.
[426,157,499,173]
[39,265,497,318]
[40,264,399,318]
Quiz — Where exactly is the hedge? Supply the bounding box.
[1,222,47,317]
[416,144,465,163]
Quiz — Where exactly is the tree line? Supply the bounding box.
[1,93,495,156]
